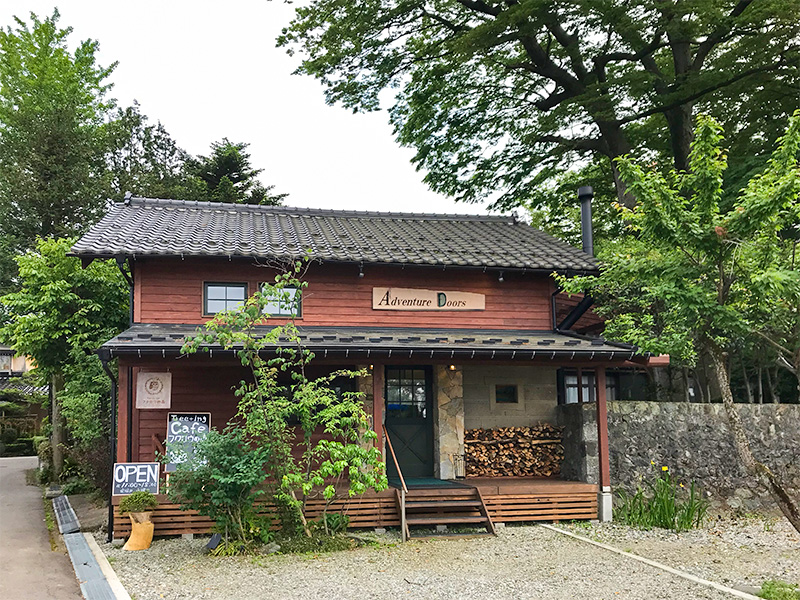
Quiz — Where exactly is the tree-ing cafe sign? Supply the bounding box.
[372,287,485,311]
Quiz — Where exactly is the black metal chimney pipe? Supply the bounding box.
[578,186,594,257]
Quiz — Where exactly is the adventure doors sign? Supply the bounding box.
[165,412,211,472]
[112,462,159,495]
[373,287,485,311]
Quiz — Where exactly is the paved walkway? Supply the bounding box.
[0,456,82,599]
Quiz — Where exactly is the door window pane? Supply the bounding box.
[386,367,428,418]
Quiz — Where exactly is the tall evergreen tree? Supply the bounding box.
[186,138,287,205]
[0,10,115,292]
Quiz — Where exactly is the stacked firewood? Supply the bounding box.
[464,423,564,477]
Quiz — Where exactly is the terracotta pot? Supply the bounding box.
[123,511,154,551]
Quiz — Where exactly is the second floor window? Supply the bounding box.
[204,282,247,315]
[261,284,302,317]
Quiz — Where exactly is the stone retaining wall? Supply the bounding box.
[560,401,800,511]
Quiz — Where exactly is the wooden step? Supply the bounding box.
[406,515,489,525]
[405,500,482,509]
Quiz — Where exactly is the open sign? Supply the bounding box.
[112,462,160,495]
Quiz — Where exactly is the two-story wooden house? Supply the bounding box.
[73,196,650,539]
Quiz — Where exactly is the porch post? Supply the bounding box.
[372,363,384,458]
[595,366,612,521]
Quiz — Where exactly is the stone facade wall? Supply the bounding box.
[463,366,558,430]
[562,401,800,511]
[435,366,464,480]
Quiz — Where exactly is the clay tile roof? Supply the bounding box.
[71,197,597,272]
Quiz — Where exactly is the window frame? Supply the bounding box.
[494,384,519,404]
[259,283,302,318]
[203,282,248,316]
[557,369,619,404]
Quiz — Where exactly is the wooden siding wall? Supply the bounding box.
[117,361,358,463]
[129,365,242,463]
[133,258,554,330]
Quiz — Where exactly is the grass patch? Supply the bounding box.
[760,580,800,600]
[41,493,58,551]
[276,533,357,554]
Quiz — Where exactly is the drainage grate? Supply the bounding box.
[53,495,80,534]
[63,533,117,600]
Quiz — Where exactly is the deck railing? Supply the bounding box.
[383,429,408,541]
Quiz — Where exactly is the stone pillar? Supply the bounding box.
[357,366,374,430]
[356,365,383,448]
[435,365,465,480]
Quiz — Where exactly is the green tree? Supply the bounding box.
[0,238,128,476]
[279,0,799,210]
[101,103,206,202]
[561,113,800,531]
[186,138,287,205]
[179,263,387,541]
[0,10,116,291]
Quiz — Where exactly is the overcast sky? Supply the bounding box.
[0,1,492,215]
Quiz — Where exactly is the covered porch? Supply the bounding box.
[105,325,647,538]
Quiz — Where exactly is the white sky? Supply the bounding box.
[0,1,492,215]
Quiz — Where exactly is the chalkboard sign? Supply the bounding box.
[165,412,211,472]
[113,462,160,495]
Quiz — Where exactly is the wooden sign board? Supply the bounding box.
[112,462,160,496]
[373,287,485,311]
[165,412,211,472]
[136,372,172,409]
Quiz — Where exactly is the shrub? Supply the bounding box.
[119,491,159,514]
[62,478,96,496]
[314,512,350,535]
[616,463,709,532]
[67,439,112,497]
[1,427,19,444]
[760,580,800,600]
[166,426,273,552]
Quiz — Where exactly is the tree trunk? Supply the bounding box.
[757,367,764,404]
[740,356,753,403]
[595,120,636,208]
[696,368,706,403]
[663,103,694,173]
[767,367,780,404]
[708,349,800,533]
[51,373,65,479]
[682,367,691,403]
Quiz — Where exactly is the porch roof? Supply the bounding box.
[99,323,648,362]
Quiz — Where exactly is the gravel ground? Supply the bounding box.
[99,524,750,600]
[560,513,800,594]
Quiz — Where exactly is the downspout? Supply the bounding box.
[114,256,134,462]
[115,257,133,328]
[99,348,117,543]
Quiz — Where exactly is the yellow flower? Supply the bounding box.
[650,460,655,465]
[680,483,684,488]
[662,466,668,471]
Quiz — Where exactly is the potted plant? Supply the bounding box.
[119,491,159,550]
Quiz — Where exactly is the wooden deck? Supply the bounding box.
[112,478,598,538]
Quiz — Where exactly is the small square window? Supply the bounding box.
[260,284,302,317]
[495,384,518,404]
[204,283,248,315]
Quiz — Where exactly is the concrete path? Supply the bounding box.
[0,456,82,599]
